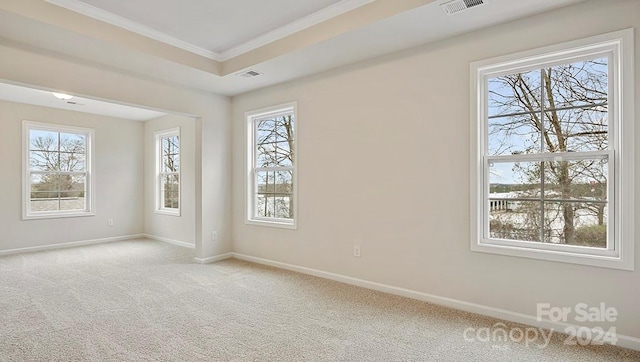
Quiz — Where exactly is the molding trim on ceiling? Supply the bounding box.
[217,0,375,61]
[44,0,219,60]
[44,0,374,62]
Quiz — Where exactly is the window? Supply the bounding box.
[23,121,94,219]
[246,103,297,228]
[470,30,634,270]
[155,128,180,215]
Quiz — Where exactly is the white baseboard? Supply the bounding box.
[194,252,233,264]
[143,234,195,249]
[231,252,640,352]
[0,234,145,256]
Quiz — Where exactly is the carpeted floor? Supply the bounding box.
[0,239,638,361]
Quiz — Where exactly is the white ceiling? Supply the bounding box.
[0,0,585,118]
[45,0,369,60]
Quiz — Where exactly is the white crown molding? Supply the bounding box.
[44,0,220,60]
[44,0,373,62]
[217,0,375,61]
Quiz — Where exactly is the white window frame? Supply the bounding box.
[245,102,297,229]
[22,121,95,220]
[470,29,634,270]
[155,128,181,216]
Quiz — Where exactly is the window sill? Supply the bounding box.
[154,209,181,217]
[246,218,296,230]
[23,211,95,220]
[471,240,633,271]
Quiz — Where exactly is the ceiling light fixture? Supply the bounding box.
[52,92,74,101]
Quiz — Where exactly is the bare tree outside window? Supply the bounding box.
[159,133,180,211]
[28,129,88,213]
[254,114,294,219]
[487,57,609,248]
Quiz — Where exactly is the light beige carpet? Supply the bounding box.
[0,239,638,361]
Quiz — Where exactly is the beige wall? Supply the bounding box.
[0,41,233,258]
[144,114,196,245]
[231,0,640,339]
[0,100,144,250]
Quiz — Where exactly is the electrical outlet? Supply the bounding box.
[211,231,218,241]
[107,219,114,227]
[353,244,361,257]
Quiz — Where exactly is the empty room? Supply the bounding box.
[0,0,639,360]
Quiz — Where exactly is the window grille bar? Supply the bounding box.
[487,101,607,120]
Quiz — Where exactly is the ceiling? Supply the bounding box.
[0,0,585,118]
[0,82,167,121]
[63,0,350,57]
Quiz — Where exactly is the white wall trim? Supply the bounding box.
[143,234,195,249]
[0,234,145,256]
[194,253,234,264]
[230,252,640,351]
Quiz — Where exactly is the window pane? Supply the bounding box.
[274,196,292,219]
[489,161,541,199]
[257,171,275,194]
[257,141,293,167]
[257,116,294,144]
[31,174,59,193]
[162,174,179,209]
[543,202,607,248]
[274,115,294,143]
[30,192,59,212]
[275,141,293,167]
[545,58,608,111]
[489,200,541,242]
[488,114,541,155]
[256,194,273,217]
[488,69,542,117]
[543,107,608,153]
[162,136,180,155]
[256,143,277,167]
[30,151,59,171]
[257,119,279,144]
[29,130,59,151]
[163,153,179,172]
[544,158,608,201]
[59,133,86,154]
[275,170,293,195]
[69,175,86,194]
[256,194,265,216]
[60,192,85,211]
[59,152,86,172]
[162,135,180,173]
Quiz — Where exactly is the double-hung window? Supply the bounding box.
[155,128,180,215]
[246,103,297,228]
[23,121,94,219]
[470,30,634,270]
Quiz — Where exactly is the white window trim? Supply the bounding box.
[155,127,181,216]
[469,29,634,270]
[245,102,298,229]
[22,120,95,220]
